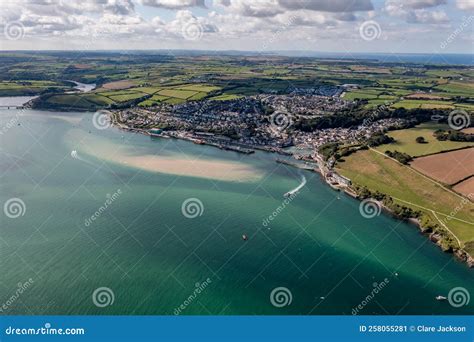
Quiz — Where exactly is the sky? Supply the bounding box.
[0,0,473,54]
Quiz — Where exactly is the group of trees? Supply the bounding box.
[318,142,340,160]
[415,136,427,143]
[318,142,363,161]
[366,133,394,147]
[318,133,394,161]
[294,106,449,131]
[385,150,413,164]
[355,186,420,220]
[433,129,474,142]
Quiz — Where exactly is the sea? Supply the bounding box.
[275,52,474,66]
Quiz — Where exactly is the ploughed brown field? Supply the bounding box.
[101,80,135,90]
[453,176,474,198]
[411,147,474,185]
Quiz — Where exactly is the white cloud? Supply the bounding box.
[0,0,139,38]
[273,10,337,27]
[0,0,469,53]
[207,12,267,37]
[456,0,474,11]
[168,10,218,34]
[215,0,284,17]
[397,0,447,9]
[385,0,449,23]
[139,0,206,9]
[215,0,373,18]
[407,10,449,23]
[279,0,373,13]
[103,0,136,15]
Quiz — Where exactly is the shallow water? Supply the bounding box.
[69,81,96,93]
[64,128,263,182]
[0,96,36,107]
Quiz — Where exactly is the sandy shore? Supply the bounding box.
[120,154,262,181]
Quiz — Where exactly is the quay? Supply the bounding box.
[0,105,24,109]
[276,159,318,171]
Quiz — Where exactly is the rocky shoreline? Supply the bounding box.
[348,194,474,268]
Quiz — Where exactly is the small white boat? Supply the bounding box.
[435,295,447,301]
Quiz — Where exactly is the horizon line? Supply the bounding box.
[0,49,473,56]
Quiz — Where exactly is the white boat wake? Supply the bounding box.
[70,150,96,167]
[284,174,307,197]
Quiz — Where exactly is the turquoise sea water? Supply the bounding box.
[0,108,472,315]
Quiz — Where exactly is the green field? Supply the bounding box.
[157,89,198,99]
[164,97,186,104]
[336,149,474,250]
[187,92,208,101]
[118,83,221,106]
[376,123,474,157]
[0,80,68,96]
[138,94,171,107]
[341,71,473,111]
[46,95,98,109]
[434,82,473,97]
[137,100,154,107]
[343,91,379,100]
[178,84,221,92]
[209,94,242,101]
[0,80,59,89]
[1,52,472,113]
[107,92,147,102]
[391,100,454,110]
[114,83,218,107]
[129,87,162,95]
[455,103,474,111]
[150,94,170,101]
[82,94,115,105]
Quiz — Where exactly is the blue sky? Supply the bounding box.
[1,0,473,54]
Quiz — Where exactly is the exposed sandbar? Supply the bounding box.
[65,129,262,182]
